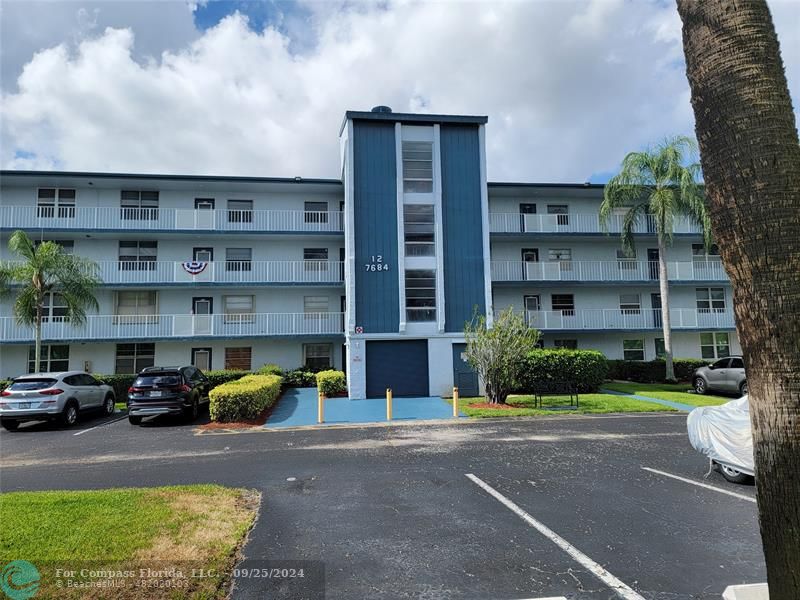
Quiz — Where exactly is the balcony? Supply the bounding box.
[89,260,345,286]
[491,260,727,283]
[489,213,703,235]
[0,206,344,233]
[518,308,734,331]
[0,313,345,343]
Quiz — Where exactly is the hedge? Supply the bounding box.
[282,368,318,388]
[315,370,347,397]
[606,358,710,383]
[0,380,8,392]
[515,349,609,393]
[257,363,284,376]
[93,369,250,401]
[209,374,283,422]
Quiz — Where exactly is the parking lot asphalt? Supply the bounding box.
[0,412,764,599]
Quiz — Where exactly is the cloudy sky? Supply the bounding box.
[1,0,798,182]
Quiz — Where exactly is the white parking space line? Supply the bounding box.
[73,414,129,436]
[641,467,756,503]
[466,474,645,600]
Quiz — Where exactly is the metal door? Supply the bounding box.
[452,343,479,397]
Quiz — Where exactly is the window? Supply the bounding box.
[28,344,69,373]
[405,269,436,322]
[37,188,75,218]
[623,339,645,361]
[119,241,157,271]
[655,338,666,359]
[304,296,329,313]
[403,205,435,256]
[115,343,155,374]
[402,141,433,193]
[619,293,641,314]
[729,357,744,369]
[304,201,328,224]
[551,294,575,316]
[226,248,252,272]
[225,347,252,371]
[120,190,159,220]
[696,287,726,312]
[692,243,721,260]
[700,332,730,359]
[41,292,68,323]
[223,295,254,323]
[115,291,158,324]
[547,204,569,225]
[304,248,329,271]
[616,248,637,270]
[227,199,253,223]
[554,339,578,350]
[548,248,572,271]
[304,344,332,370]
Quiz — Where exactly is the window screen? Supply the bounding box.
[402,141,433,193]
[403,204,435,256]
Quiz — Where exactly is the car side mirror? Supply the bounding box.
[708,365,715,370]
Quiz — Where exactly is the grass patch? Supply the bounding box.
[452,393,675,418]
[601,381,732,406]
[115,401,127,411]
[0,484,259,599]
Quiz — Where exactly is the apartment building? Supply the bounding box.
[0,107,740,397]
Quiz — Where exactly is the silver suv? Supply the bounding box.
[693,357,747,396]
[0,371,115,431]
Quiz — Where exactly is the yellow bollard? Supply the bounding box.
[386,388,393,421]
[317,389,324,424]
[453,386,459,417]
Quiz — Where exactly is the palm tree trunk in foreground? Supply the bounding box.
[34,300,43,373]
[657,234,675,381]
[678,0,800,593]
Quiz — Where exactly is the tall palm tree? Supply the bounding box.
[600,136,711,381]
[678,0,800,592]
[0,230,100,371]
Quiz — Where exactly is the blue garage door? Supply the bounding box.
[366,340,429,398]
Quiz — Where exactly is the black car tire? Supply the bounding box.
[1,420,19,431]
[740,381,748,395]
[128,415,142,425]
[59,401,79,427]
[184,396,199,422]
[693,377,707,395]
[719,463,752,484]
[103,394,115,416]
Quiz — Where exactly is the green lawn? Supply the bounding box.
[0,485,259,599]
[452,393,675,418]
[602,381,732,406]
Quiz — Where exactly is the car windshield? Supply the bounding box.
[134,375,180,387]
[8,379,57,391]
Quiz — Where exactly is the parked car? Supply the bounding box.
[0,372,115,431]
[692,356,747,395]
[127,366,210,425]
[687,395,753,484]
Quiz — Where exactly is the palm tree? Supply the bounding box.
[0,230,100,371]
[600,136,711,381]
[678,0,800,592]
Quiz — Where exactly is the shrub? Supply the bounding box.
[209,374,283,422]
[0,379,9,392]
[515,349,609,393]
[283,368,317,388]
[204,369,251,388]
[606,358,710,383]
[257,363,284,376]
[315,370,347,397]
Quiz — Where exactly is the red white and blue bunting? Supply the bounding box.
[181,261,207,275]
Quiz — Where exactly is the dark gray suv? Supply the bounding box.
[127,366,210,425]
[693,356,747,395]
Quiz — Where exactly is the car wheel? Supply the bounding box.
[102,394,115,416]
[740,381,748,395]
[693,377,707,395]
[128,415,142,425]
[1,420,19,431]
[719,463,751,484]
[184,397,199,422]
[59,402,79,427]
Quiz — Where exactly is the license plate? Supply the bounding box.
[18,402,30,409]
[149,391,162,398]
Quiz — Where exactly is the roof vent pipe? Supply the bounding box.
[371,105,392,113]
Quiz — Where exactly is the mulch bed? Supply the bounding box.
[465,402,521,410]
[197,403,276,430]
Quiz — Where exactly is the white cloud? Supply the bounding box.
[1,0,798,181]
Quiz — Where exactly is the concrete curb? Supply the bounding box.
[723,583,768,599]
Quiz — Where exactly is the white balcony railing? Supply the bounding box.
[490,260,727,282]
[489,213,703,235]
[0,313,345,343]
[0,206,344,233]
[518,308,734,330]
